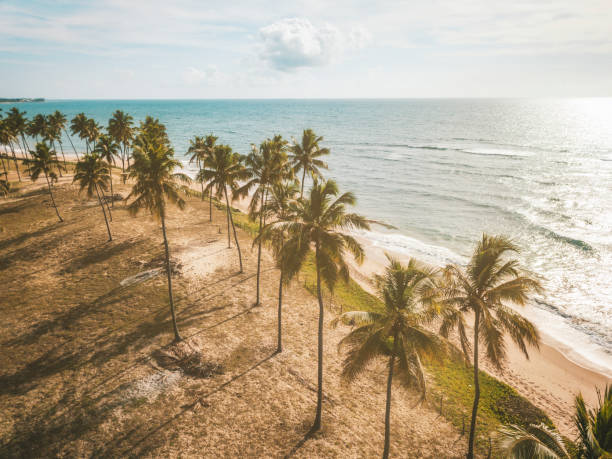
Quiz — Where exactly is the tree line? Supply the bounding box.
[0,107,609,459]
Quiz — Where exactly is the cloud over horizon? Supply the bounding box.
[258,18,369,71]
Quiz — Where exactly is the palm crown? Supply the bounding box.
[73,153,110,198]
[24,142,64,182]
[289,129,330,198]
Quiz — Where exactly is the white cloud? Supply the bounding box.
[258,18,368,70]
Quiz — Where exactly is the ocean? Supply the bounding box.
[6,98,612,375]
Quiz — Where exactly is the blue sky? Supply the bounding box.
[1,0,611,98]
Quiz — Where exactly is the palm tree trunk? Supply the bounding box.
[50,141,62,178]
[58,142,67,169]
[225,188,231,247]
[95,184,112,241]
[467,309,481,459]
[300,168,306,199]
[312,241,324,432]
[64,128,79,161]
[383,333,399,459]
[44,172,63,222]
[255,191,264,305]
[199,164,205,201]
[20,135,30,160]
[225,185,243,273]
[209,185,213,222]
[0,154,8,177]
[8,141,21,182]
[161,211,182,342]
[109,171,114,208]
[276,270,283,354]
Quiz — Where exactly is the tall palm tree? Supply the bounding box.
[86,118,101,152]
[188,136,207,200]
[439,234,543,459]
[289,129,330,199]
[28,114,47,143]
[73,153,113,241]
[333,256,447,459]
[127,119,191,342]
[108,110,134,175]
[71,113,89,153]
[48,111,70,166]
[276,178,370,432]
[0,118,22,182]
[236,135,291,306]
[257,180,299,353]
[46,112,68,170]
[197,144,249,273]
[23,142,66,222]
[497,384,611,458]
[6,107,30,160]
[94,134,120,209]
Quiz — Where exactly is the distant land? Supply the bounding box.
[0,97,45,103]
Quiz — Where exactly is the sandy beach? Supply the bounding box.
[350,235,611,435]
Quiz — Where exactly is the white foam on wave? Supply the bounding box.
[460,147,533,158]
[355,229,466,266]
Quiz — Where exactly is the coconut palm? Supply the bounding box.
[187,136,207,200]
[497,385,611,458]
[275,178,370,432]
[28,114,47,143]
[0,118,22,182]
[23,142,66,222]
[46,112,68,170]
[48,111,70,166]
[575,385,612,458]
[127,119,191,342]
[73,153,113,241]
[333,256,446,458]
[256,180,299,353]
[86,118,101,151]
[197,144,249,273]
[439,234,543,459]
[497,423,570,459]
[94,134,120,208]
[6,107,30,160]
[70,113,89,153]
[289,129,330,199]
[236,135,291,306]
[108,110,134,175]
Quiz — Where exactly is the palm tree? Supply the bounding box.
[574,385,611,458]
[439,234,543,459]
[108,110,134,175]
[188,136,207,200]
[47,112,68,170]
[73,153,113,241]
[257,180,299,353]
[6,107,30,160]
[275,178,370,432]
[23,142,66,222]
[333,256,447,459]
[236,135,291,306]
[497,385,611,458]
[28,114,47,142]
[71,113,89,153]
[48,111,70,167]
[86,118,101,151]
[127,118,191,342]
[289,129,330,199]
[197,144,249,273]
[0,118,22,182]
[94,134,120,208]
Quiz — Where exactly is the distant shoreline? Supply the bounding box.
[0,98,44,103]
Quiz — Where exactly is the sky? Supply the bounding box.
[1,0,611,99]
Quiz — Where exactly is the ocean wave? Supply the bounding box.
[540,228,595,252]
[355,230,466,266]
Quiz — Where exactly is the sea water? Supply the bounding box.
[6,98,612,375]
